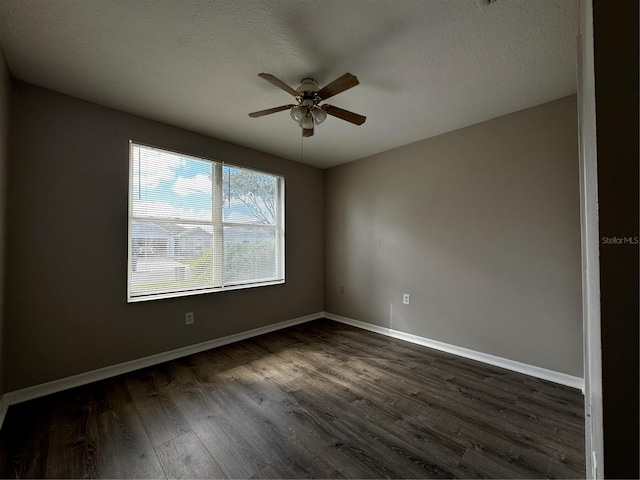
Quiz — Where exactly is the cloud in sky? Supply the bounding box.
[172,174,212,196]
[132,147,186,190]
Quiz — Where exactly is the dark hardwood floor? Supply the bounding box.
[0,319,585,479]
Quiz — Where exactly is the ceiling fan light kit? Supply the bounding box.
[302,114,314,129]
[311,108,327,125]
[290,105,306,124]
[249,72,366,137]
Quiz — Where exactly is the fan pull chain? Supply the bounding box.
[227,165,231,207]
[137,147,141,199]
[300,132,305,175]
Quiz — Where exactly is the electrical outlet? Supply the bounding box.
[185,312,194,325]
[403,293,410,305]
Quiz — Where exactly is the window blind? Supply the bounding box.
[128,142,284,301]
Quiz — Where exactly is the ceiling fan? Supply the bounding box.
[248,73,366,137]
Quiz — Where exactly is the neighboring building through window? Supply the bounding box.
[128,142,284,301]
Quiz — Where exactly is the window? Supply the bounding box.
[128,142,284,301]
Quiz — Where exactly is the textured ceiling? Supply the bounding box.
[0,0,578,168]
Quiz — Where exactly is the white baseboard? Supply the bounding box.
[0,310,584,432]
[323,312,585,391]
[1,312,323,416]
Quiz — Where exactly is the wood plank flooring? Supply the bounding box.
[0,319,585,478]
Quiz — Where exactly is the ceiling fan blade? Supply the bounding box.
[302,126,314,137]
[316,73,359,100]
[258,73,299,97]
[248,104,295,118]
[323,105,366,125]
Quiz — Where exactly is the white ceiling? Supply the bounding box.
[0,0,578,169]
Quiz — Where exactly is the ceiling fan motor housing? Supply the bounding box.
[297,78,319,94]
[293,78,320,127]
[297,78,319,109]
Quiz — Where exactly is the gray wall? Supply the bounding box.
[324,96,583,377]
[0,46,8,394]
[4,82,323,392]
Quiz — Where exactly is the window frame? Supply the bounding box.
[127,141,285,302]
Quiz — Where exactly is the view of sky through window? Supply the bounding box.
[131,146,212,221]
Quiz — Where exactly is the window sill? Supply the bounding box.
[127,279,285,303]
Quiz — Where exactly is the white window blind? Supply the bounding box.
[128,142,284,301]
